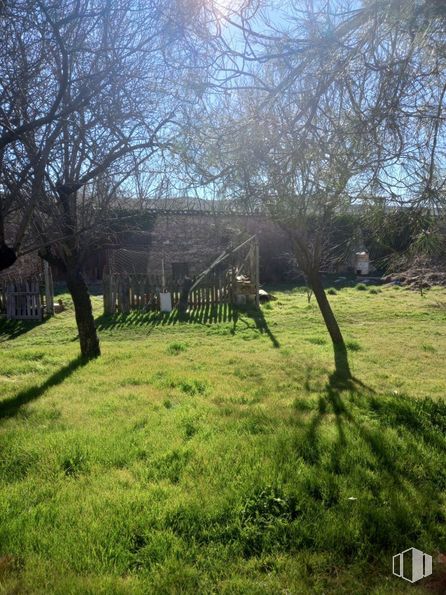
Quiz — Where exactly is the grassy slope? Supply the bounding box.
[0,285,445,594]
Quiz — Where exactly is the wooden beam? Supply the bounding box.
[254,237,260,307]
[44,261,54,315]
[189,235,257,293]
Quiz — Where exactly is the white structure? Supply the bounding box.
[159,291,172,312]
[355,251,370,276]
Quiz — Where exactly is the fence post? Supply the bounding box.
[120,276,130,314]
[103,273,114,314]
[254,237,260,307]
[44,261,54,315]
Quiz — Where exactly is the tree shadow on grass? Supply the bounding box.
[96,303,280,348]
[304,373,446,482]
[96,303,238,330]
[0,356,88,421]
[294,370,446,560]
[230,306,280,348]
[0,317,45,342]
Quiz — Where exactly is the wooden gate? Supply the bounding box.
[5,280,43,320]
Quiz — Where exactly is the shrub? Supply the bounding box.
[369,287,381,294]
[355,283,367,291]
[326,287,338,295]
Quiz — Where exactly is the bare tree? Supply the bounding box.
[218,0,446,205]
[184,89,368,378]
[179,0,446,379]
[0,0,119,269]
[1,0,213,358]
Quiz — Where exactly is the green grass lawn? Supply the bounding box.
[1,285,446,594]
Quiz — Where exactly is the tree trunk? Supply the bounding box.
[66,268,100,359]
[308,270,351,380]
[178,276,193,315]
[0,157,11,272]
[0,243,17,271]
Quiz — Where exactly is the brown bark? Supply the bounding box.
[178,276,193,315]
[0,205,17,270]
[66,267,100,359]
[0,243,17,271]
[308,270,351,380]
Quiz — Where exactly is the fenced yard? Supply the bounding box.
[0,284,445,593]
[103,236,260,314]
[103,271,235,313]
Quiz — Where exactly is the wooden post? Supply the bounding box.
[121,276,130,314]
[103,249,113,315]
[161,257,166,290]
[34,279,42,320]
[254,237,260,307]
[178,276,193,314]
[103,273,113,314]
[6,283,12,319]
[112,275,117,313]
[44,261,54,316]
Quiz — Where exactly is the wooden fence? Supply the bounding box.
[0,263,54,321]
[103,270,233,315]
[3,280,43,320]
[103,235,259,315]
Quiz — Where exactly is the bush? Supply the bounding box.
[326,287,338,295]
[369,287,381,294]
[355,283,367,291]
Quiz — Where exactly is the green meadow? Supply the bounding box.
[1,285,446,594]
